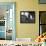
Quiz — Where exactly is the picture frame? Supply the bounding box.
[20,11,35,23]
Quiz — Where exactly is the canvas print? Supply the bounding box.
[20,11,35,23]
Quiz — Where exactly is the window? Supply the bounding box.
[39,11,46,35]
[0,2,16,40]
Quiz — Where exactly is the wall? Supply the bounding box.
[0,0,46,40]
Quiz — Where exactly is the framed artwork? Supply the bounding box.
[20,11,35,23]
[0,2,16,40]
[39,11,46,35]
[39,0,46,4]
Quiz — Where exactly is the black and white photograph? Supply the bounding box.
[20,11,35,23]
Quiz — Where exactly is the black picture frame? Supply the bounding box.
[20,11,35,23]
[39,0,46,4]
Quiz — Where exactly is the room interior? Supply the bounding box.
[0,0,46,45]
